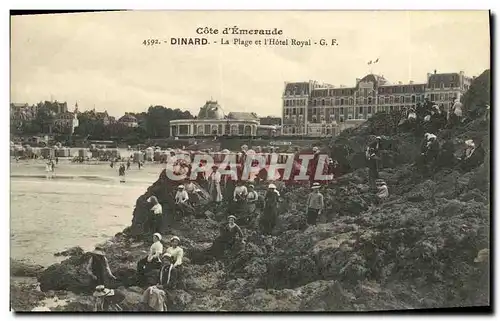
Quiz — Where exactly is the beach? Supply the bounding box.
[10,159,163,267]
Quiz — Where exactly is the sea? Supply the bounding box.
[10,150,164,267]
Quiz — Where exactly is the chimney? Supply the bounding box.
[409,80,414,84]
[434,69,437,74]
[398,81,402,85]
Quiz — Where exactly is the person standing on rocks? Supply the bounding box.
[137,233,164,283]
[147,196,163,234]
[208,165,223,203]
[366,146,380,187]
[306,182,324,225]
[245,184,259,214]
[126,159,131,170]
[160,236,184,289]
[259,184,280,235]
[210,215,246,258]
[86,246,117,289]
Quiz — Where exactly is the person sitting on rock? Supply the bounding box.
[210,215,246,258]
[375,179,389,204]
[147,196,163,234]
[259,184,281,235]
[458,139,485,172]
[174,185,193,217]
[208,165,223,203]
[86,246,117,290]
[306,182,324,225]
[158,236,184,289]
[137,233,164,284]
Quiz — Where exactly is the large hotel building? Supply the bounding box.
[282,70,473,137]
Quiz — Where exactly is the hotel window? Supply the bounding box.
[340,107,344,114]
[411,95,416,103]
[204,125,211,134]
[385,97,389,104]
[340,98,344,105]
[348,115,352,120]
[340,116,344,123]
[313,100,317,106]
[292,108,296,115]
[441,83,444,89]
[367,106,372,114]
[299,108,303,115]
[349,98,354,106]
[368,97,372,104]
[359,106,363,114]
[390,106,394,112]
[321,99,325,106]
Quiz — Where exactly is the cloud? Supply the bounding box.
[11,11,490,118]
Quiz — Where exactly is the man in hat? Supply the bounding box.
[306,183,324,225]
[160,236,184,289]
[86,246,117,290]
[259,184,280,235]
[210,215,245,258]
[136,233,164,283]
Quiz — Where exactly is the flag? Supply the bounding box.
[368,60,372,65]
[374,58,379,63]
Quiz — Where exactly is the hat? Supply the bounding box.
[93,285,115,297]
[177,185,185,189]
[375,136,382,140]
[153,233,162,241]
[474,249,489,263]
[311,182,321,189]
[228,215,237,220]
[170,236,180,243]
[248,184,255,188]
[92,246,105,256]
[211,164,218,169]
[268,183,277,189]
[312,147,319,152]
[147,196,158,203]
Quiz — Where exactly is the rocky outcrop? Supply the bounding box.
[35,71,490,311]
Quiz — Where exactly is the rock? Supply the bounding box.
[117,287,144,310]
[54,246,84,257]
[10,259,45,278]
[167,289,192,311]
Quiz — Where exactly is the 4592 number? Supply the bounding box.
[143,39,160,46]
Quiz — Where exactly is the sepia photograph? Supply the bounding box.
[9,10,491,312]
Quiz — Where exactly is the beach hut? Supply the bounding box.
[41,147,55,159]
[144,147,154,161]
[78,148,88,158]
[56,147,71,158]
[31,147,42,158]
[133,151,144,163]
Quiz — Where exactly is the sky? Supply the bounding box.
[10,11,490,118]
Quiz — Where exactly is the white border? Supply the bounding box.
[3,1,497,321]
